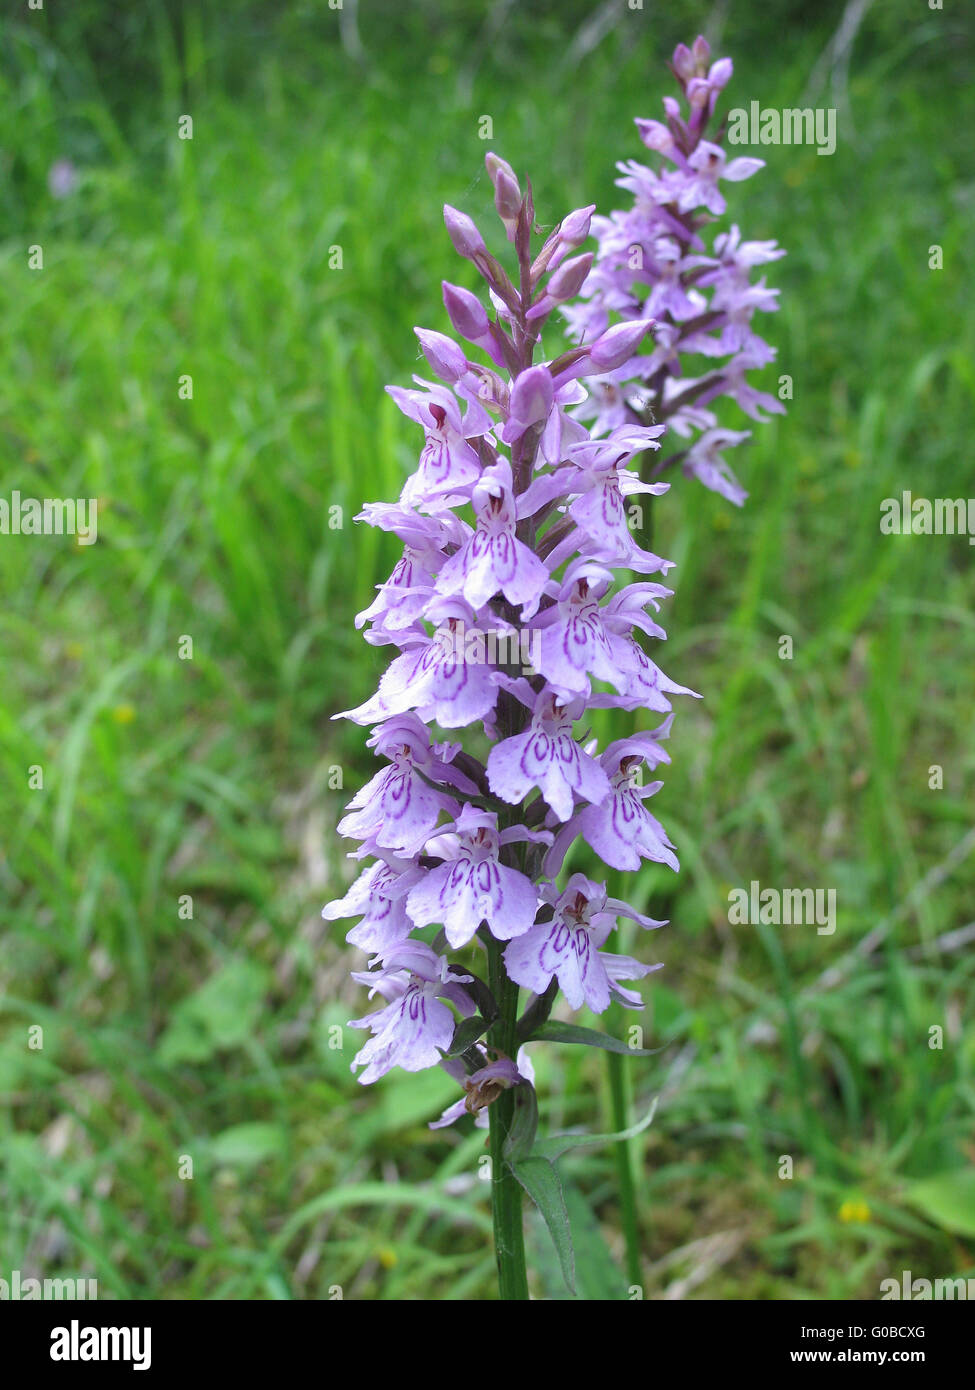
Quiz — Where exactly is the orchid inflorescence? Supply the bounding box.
[322,35,783,1291]
[322,160,693,1100]
[565,34,786,508]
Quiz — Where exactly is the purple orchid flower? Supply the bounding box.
[335,713,474,857]
[349,943,475,1084]
[682,141,765,216]
[504,874,664,1013]
[436,458,548,614]
[544,725,678,876]
[406,806,546,949]
[322,856,424,958]
[387,380,492,510]
[486,689,611,822]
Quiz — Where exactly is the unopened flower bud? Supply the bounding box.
[443,204,486,259]
[546,252,594,304]
[442,281,490,341]
[636,119,676,156]
[558,204,595,248]
[687,77,711,110]
[692,34,711,68]
[709,57,733,90]
[485,152,519,190]
[671,42,695,82]
[509,366,554,428]
[414,328,467,383]
[587,319,654,371]
[486,152,522,242]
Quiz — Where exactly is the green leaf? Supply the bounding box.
[527,1178,631,1301]
[509,1155,575,1294]
[532,1098,658,1162]
[529,1020,666,1057]
[208,1122,286,1168]
[515,978,559,1041]
[442,1015,490,1057]
[905,1170,975,1238]
[502,1083,538,1163]
[563,1184,630,1299]
[456,968,499,1023]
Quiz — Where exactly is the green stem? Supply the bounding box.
[606,870,644,1288]
[487,937,529,1300]
[606,1035,642,1287]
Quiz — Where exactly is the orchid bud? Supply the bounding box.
[528,251,594,323]
[636,119,676,157]
[558,204,595,248]
[443,204,486,259]
[692,34,711,68]
[709,57,733,90]
[509,366,554,428]
[486,152,522,242]
[687,77,711,110]
[671,42,695,82]
[546,252,593,303]
[414,328,467,383]
[542,204,597,275]
[587,320,655,372]
[485,151,518,191]
[442,281,490,341]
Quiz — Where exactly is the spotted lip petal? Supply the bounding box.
[504,875,658,1014]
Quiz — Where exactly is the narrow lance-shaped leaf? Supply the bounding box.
[529,1020,667,1057]
[509,1154,575,1295]
[531,1098,658,1163]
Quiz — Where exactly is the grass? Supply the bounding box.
[1,0,973,1299]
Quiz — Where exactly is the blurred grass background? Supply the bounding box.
[1,0,973,1299]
